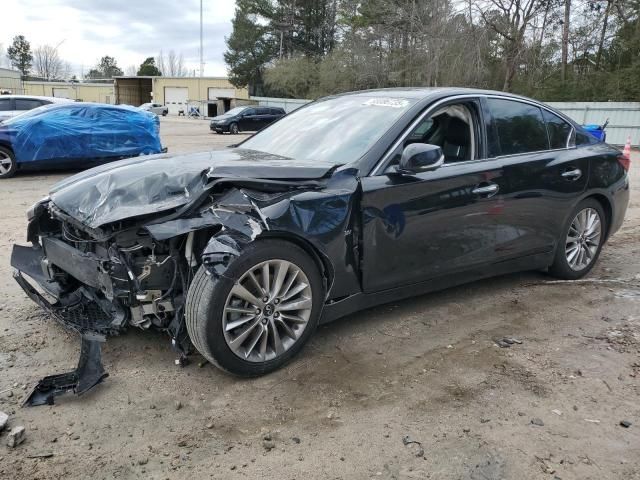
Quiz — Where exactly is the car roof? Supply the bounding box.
[328,87,542,104]
[0,94,73,103]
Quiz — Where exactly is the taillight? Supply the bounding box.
[618,154,630,172]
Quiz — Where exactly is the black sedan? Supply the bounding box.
[12,88,629,399]
[210,105,286,134]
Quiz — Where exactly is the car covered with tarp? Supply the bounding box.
[0,102,164,178]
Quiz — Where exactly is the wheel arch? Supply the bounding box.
[584,193,613,239]
[259,231,334,297]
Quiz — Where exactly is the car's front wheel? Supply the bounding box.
[549,198,606,279]
[185,239,323,376]
[0,146,16,179]
[229,122,239,135]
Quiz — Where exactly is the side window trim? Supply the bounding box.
[484,95,578,158]
[370,94,485,176]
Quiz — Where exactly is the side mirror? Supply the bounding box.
[397,143,444,174]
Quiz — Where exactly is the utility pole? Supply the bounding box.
[199,0,204,77]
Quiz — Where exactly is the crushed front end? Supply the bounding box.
[11,197,205,405]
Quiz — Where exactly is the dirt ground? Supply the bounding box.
[0,117,638,479]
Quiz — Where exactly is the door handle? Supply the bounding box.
[472,183,499,197]
[561,168,582,180]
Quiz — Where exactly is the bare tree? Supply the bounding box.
[595,0,613,70]
[125,64,138,76]
[475,0,548,91]
[166,50,186,76]
[156,50,166,76]
[561,0,571,81]
[33,45,66,80]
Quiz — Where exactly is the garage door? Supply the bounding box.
[164,87,188,115]
[52,88,71,98]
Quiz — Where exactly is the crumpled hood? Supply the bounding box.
[49,148,338,229]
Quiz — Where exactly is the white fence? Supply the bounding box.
[250,96,311,113]
[547,102,640,146]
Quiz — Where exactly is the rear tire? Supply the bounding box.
[185,239,323,376]
[548,198,606,280]
[0,146,16,179]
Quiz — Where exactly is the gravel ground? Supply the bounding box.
[0,117,638,479]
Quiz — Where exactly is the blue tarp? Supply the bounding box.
[3,103,162,163]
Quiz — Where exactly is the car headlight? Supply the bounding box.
[27,197,50,221]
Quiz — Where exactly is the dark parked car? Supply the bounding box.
[11,88,630,403]
[210,105,286,134]
[0,103,163,178]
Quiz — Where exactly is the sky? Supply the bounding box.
[1,0,237,77]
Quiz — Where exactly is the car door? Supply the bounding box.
[360,97,509,292]
[239,108,258,131]
[482,97,588,260]
[255,107,271,129]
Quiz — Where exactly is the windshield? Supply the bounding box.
[224,106,249,116]
[240,95,416,164]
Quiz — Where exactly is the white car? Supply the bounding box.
[0,95,73,122]
[139,102,168,116]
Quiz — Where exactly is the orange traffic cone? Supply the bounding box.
[623,135,631,160]
[620,135,632,171]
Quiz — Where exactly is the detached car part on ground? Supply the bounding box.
[11,88,630,405]
[0,103,164,179]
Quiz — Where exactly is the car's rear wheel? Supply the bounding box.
[0,146,16,179]
[549,198,606,279]
[229,122,239,135]
[185,239,323,376]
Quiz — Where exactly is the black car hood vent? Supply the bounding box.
[49,148,339,229]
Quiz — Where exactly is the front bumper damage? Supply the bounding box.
[11,245,120,406]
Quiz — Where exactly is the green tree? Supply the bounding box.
[85,55,123,79]
[137,57,162,76]
[224,1,277,95]
[7,35,33,76]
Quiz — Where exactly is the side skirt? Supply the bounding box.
[320,252,552,324]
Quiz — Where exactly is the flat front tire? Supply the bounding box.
[548,198,606,279]
[185,239,323,376]
[0,146,16,179]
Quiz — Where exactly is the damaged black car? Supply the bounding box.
[11,88,630,403]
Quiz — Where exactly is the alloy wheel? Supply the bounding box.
[0,151,12,176]
[222,259,313,362]
[230,123,239,134]
[565,207,602,271]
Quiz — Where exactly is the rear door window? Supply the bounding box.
[543,109,573,149]
[15,99,43,111]
[256,107,270,115]
[487,98,549,156]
